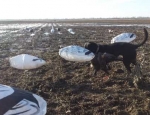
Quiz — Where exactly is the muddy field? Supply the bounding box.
[0,20,150,115]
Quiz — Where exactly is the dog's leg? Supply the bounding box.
[123,60,132,76]
[131,59,137,65]
[90,62,99,76]
[102,68,109,75]
[93,69,97,76]
[101,62,110,75]
[93,65,101,76]
[133,61,143,77]
[106,64,111,70]
[99,53,110,75]
[94,70,97,76]
[130,58,143,75]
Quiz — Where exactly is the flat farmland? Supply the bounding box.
[0,19,150,115]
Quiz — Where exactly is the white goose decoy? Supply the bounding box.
[51,23,55,34]
[58,32,62,34]
[0,84,47,115]
[24,27,34,33]
[44,32,50,36]
[59,45,95,62]
[108,29,113,33]
[30,33,35,37]
[55,28,62,34]
[67,28,75,34]
[9,54,46,70]
[111,33,136,43]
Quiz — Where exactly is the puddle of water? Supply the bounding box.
[67,23,150,28]
[0,23,43,30]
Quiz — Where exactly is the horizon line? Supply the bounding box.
[0,17,150,21]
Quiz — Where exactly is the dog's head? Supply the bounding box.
[84,42,99,54]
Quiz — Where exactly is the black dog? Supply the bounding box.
[84,28,148,74]
[90,52,122,75]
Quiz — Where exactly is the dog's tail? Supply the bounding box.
[134,28,148,48]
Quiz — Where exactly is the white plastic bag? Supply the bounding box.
[0,84,47,115]
[111,33,136,43]
[9,54,46,70]
[59,45,95,62]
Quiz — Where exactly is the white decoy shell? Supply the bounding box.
[67,28,75,34]
[58,32,62,34]
[70,31,75,34]
[0,84,47,115]
[51,28,55,34]
[44,32,50,36]
[30,33,35,37]
[9,54,46,70]
[111,33,136,43]
[59,45,95,62]
[0,84,14,100]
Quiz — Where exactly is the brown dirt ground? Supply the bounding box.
[0,20,150,115]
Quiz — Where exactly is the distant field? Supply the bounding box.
[0,18,150,24]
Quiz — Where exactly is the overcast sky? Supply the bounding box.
[0,0,150,19]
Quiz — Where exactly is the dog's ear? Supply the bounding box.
[85,42,98,54]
